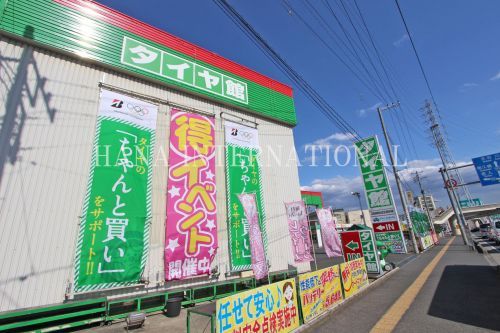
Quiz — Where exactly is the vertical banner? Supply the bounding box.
[238,193,268,280]
[340,257,369,299]
[164,109,217,281]
[225,121,267,271]
[74,89,157,292]
[355,136,406,254]
[298,265,343,323]
[316,208,343,257]
[284,201,314,263]
[216,279,300,333]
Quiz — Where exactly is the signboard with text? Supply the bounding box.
[122,37,249,105]
[216,279,300,333]
[340,230,381,275]
[355,136,406,254]
[340,257,369,299]
[74,89,157,292]
[165,110,217,281]
[225,121,267,271]
[298,265,343,323]
[472,153,500,186]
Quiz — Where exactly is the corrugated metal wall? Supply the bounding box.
[0,37,308,312]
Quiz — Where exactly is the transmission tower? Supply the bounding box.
[422,100,473,202]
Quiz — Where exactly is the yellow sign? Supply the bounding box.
[298,265,343,323]
[216,278,300,333]
[340,257,369,299]
[421,235,433,250]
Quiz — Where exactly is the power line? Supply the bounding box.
[212,0,362,142]
[394,0,443,121]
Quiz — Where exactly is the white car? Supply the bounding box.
[480,224,491,239]
[491,221,500,244]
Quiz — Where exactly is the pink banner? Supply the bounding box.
[431,231,439,244]
[238,193,268,280]
[284,201,314,263]
[165,109,217,281]
[316,208,343,258]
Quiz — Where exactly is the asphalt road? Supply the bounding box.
[307,237,500,333]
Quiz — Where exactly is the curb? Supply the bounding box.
[294,267,400,333]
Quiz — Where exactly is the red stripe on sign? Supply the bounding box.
[53,0,293,97]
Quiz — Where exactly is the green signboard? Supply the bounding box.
[355,136,406,254]
[0,0,297,125]
[359,230,381,274]
[224,122,267,271]
[74,90,157,292]
[122,37,249,105]
[459,198,483,208]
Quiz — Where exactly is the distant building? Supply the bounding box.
[415,195,437,212]
[332,208,347,225]
[346,209,372,228]
[301,190,324,213]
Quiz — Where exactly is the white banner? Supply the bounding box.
[224,121,259,148]
[99,89,158,130]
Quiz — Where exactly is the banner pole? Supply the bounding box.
[305,210,318,271]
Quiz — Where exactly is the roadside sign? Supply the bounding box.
[340,231,363,261]
[340,230,381,275]
[472,153,500,186]
[372,214,398,223]
[355,136,406,254]
[373,221,400,233]
[445,178,458,188]
[459,198,483,208]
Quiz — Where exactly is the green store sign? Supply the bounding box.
[121,37,248,104]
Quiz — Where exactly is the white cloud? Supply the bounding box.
[305,132,355,147]
[459,82,478,93]
[300,158,500,212]
[393,34,409,47]
[357,102,382,117]
[490,71,500,81]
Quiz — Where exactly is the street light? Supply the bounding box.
[351,191,367,226]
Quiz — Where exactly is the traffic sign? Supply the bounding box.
[472,153,500,186]
[340,230,381,275]
[445,178,458,188]
[340,231,363,262]
[459,198,483,208]
[373,221,400,233]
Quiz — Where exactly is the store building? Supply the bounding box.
[0,0,307,315]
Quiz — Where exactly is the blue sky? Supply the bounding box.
[98,0,500,210]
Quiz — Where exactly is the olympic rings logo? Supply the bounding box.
[127,103,149,116]
[231,128,253,139]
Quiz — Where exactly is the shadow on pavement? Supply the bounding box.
[428,265,500,331]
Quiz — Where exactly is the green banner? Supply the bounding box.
[355,136,406,254]
[74,90,157,292]
[224,122,267,271]
[409,208,430,236]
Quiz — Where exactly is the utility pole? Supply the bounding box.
[351,191,367,226]
[377,103,420,254]
[439,168,470,246]
[413,171,436,236]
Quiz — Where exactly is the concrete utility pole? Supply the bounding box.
[377,103,420,254]
[413,171,437,235]
[439,167,470,246]
[351,191,367,226]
